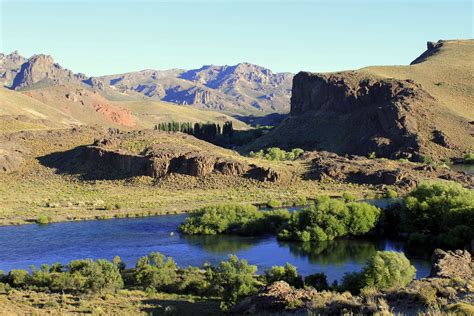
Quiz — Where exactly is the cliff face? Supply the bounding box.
[288,71,426,159]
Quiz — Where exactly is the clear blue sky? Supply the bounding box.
[1,0,472,76]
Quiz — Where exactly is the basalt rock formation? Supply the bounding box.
[43,129,280,182]
[303,151,473,191]
[82,142,278,182]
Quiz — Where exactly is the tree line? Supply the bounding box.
[155,121,234,142]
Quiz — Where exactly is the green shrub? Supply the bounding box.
[263,263,303,288]
[362,251,416,290]
[422,155,434,165]
[8,269,31,288]
[367,152,376,159]
[463,153,474,164]
[8,258,123,294]
[112,256,126,271]
[340,271,365,293]
[37,214,51,225]
[179,204,290,236]
[175,267,210,296]
[267,199,283,208]
[63,259,124,293]
[342,192,357,202]
[277,196,381,242]
[416,284,438,306]
[340,251,416,293]
[385,189,398,199]
[248,147,304,161]
[294,196,307,206]
[207,255,259,311]
[179,204,260,235]
[401,182,474,248]
[304,272,329,291]
[134,252,178,291]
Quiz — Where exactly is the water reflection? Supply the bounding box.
[279,239,379,266]
[181,234,264,253]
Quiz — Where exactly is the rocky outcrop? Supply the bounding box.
[430,249,473,279]
[303,151,472,190]
[11,54,85,90]
[232,281,318,314]
[80,135,280,182]
[232,281,378,315]
[0,51,26,87]
[0,139,30,173]
[288,72,426,159]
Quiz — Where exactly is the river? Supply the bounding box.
[0,212,431,281]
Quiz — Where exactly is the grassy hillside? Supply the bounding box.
[364,40,473,119]
[0,85,250,131]
[0,88,79,132]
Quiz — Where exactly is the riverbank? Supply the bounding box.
[0,167,379,226]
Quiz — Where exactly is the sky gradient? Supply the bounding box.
[1,0,472,76]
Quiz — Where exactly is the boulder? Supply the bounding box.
[430,249,473,279]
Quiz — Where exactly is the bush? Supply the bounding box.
[340,271,365,293]
[416,284,438,306]
[175,267,210,296]
[463,153,474,164]
[8,269,31,288]
[263,263,303,288]
[267,199,283,208]
[134,252,178,292]
[179,204,290,236]
[277,196,381,242]
[342,192,356,202]
[294,196,307,206]
[179,204,260,235]
[401,182,474,248]
[362,251,416,290]
[207,255,259,311]
[63,259,124,293]
[304,272,329,291]
[8,259,124,294]
[340,251,416,293]
[385,189,398,199]
[249,147,304,161]
[37,214,51,225]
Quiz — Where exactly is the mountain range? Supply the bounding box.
[0,51,293,116]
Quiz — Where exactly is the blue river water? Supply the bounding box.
[0,213,431,282]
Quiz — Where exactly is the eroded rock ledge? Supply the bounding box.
[303,151,473,191]
[81,132,279,182]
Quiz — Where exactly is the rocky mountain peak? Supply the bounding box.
[1,50,26,65]
[11,54,84,90]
